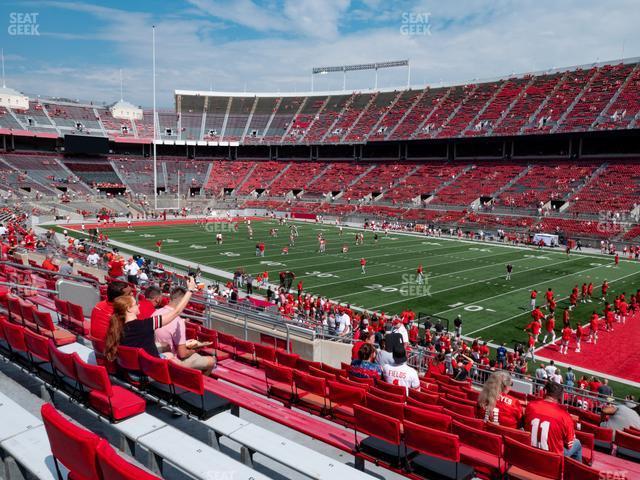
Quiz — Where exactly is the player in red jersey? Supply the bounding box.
[545,288,554,307]
[525,333,537,362]
[524,382,582,460]
[581,283,587,303]
[416,264,424,284]
[587,282,594,302]
[542,314,556,344]
[560,325,572,355]
[478,371,524,429]
[530,290,537,310]
[568,291,578,310]
[562,308,570,328]
[601,280,608,301]
[588,311,599,344]
[615,253,620,266]
[155,240,162,252]
[619,297,628,324]
[605,308,615,331]
[575,322,585,353]
[360,258,367,274]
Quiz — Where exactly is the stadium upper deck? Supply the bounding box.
[0,58,639,145]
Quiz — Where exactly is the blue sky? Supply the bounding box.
[1,0,639,107]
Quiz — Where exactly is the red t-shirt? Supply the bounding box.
[108,260,124,278]
[90,300,113,341]
[138,297,157,320]
[483,394,523,429]
[525,400,575,454]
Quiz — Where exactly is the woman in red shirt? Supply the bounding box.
[478,371,524,429]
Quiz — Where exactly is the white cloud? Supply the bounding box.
[5,0,640,107]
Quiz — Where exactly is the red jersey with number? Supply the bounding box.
[483,394,523,429]
[525,400,575,454]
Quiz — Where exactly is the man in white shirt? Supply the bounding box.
[86,250,100,266]
[382,345,420,393]
[0,224,7,236]
[124,257,140,284]
[336,310,351,336]
[545,360,558,378]
[391,317,408,343]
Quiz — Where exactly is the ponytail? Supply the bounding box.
[104,295,133,362]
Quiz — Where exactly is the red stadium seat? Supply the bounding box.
[368,386,405,403]
[308,365,337,381]
[364,393,404,420]
[263,360,294,402]
[342,374,373,389]
[233,338,255,363]
[95,439,160,480]
[614,430,640,461]
[404,421,475,480]
[41,403,101,480]
[452,420,504,477]
[326,380,366,425]
[167,361,230,419]
[406,397,446,412]
[137,349,173,401]
[374,378,407,397]
[73,355,146,422]
[293,370,327,413]
[409,388,440,404]
[563,457,600,480]
[353,404,403,467]
[275,349,299,368]
[404,405,452,431]
[32,309,76,346]
[503,436,563,480]
[296,357,322,373]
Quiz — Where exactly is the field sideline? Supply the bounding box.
[77,219,639,343]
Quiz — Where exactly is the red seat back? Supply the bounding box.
[41,403,101,480]
[2,320,27,352]
[440,397,476,417]
[327,380,366,406]
[615,430,640,452]
[23,329,51,362]
[275,350,299,368]
[452,420,501,456]
[353,404,401,445]
[263,361,294,385]
[168,361,204,395]
[74,356,113,397]
[443,408,486,430]
[365,394,404,420]
[137,349,172,385]
[563,457,600,480]
[48,341,79,380]
[253,342,276,362]
[33,309,56,332]
[234,338,255,356]
[308,365,337,381]
[320,363,346,377]
[7,297,23,324]
[293,370,326,396]
[54,298,70,321]
[485,421,532,445]
[405,405,452,431]
[406,397,445,412]
[408,388,439,405]
[296,357,322,373]
[346,373,374,387]
[374,379,407,397]
[368,386,405,403]
[503,436,563,479]
[404,421,460,462]
[95,439,161,480]
[117,346,142,372]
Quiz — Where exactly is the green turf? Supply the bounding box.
[68,219,640,397]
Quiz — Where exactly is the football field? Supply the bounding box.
[94,219,640,350]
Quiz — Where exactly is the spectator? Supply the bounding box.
[478,371,524,429]
[41,254,58,272]
[90,280,132,341]
[453,353,474,381]
[535,364,548,382]
[107,253,125,279]
[376,335,394,368]
[390,317,408,343]
[124,257,140,284]
[524,381,582,461]
[86,249,100,266]
[598,378,613,397]
[349,343,383,380]
[351,331,374,360]
[382,344,420,393]
[137,286,164,319]
[336,309,351,337]
[59,258,74,276]
[154,287,215,375]
[544,360,558,378]
[104,277,197,361]
[601,400,640,438]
